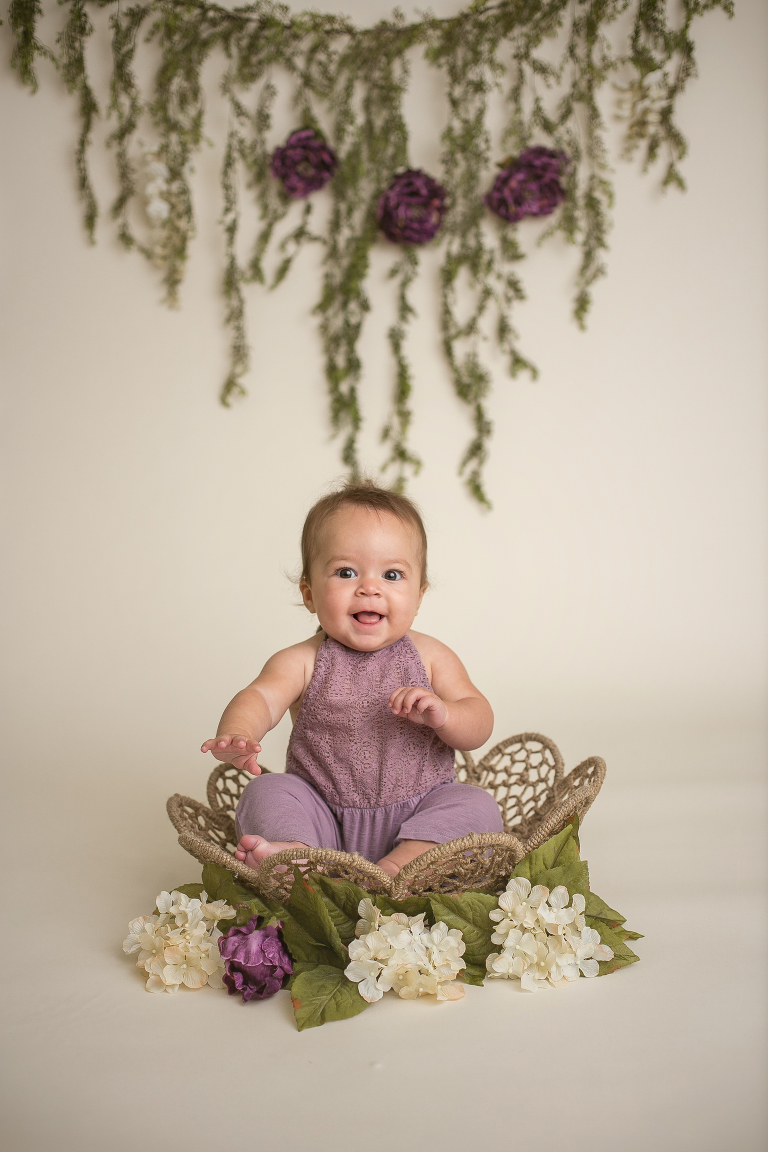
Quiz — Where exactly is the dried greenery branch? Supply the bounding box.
[6,0,732,504]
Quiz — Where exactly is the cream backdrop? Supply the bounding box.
[1,1,766,1150]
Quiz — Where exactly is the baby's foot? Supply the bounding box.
[376,839,437,878]
[235,835,308,870]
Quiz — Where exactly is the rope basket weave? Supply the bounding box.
[167,733,605,901]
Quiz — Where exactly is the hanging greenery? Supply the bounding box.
[8,0,732,504]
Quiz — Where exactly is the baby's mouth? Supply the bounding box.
[353,612,384,624]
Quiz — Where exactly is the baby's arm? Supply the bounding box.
[201,642,311,774]
[388,634,493,751]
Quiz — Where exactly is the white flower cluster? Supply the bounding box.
[144,152,171,226]
[345,899,466,1003]
[123,889,235,994]
[486,878,613,991]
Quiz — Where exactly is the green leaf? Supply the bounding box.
[309,874,367,948]
[200,862,231,900]
[585,892,643,941]
[428,892,498,970]
[201,862,262,907]
[373,894,432,919]
[585,917,640,975]
[286,871,348,966]
[511,821,590,898]
[290,965,369,1030]
[585,891,627,927]
[460,963,486,987]
[514,859,591,901]
[285,960,320,986]
[512,820,580,882]
[310,873,369,921]
[201,862,284,928]
[279,919,337,969]
[172,882,204,900]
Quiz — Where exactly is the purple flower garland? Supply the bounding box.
[269,139,569,239]
[270,129,338,200]
[377,169,447,244]
[484,146,569,223]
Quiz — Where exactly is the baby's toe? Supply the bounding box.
[238,834,261,850]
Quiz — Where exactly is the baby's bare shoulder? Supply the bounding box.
[408,630,482,700]
[262,633,321,675]
[408,630,462,671]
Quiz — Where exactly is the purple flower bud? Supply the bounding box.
[270,129,338,199]
[377,169,447,245]
[484,147,569,223]
[218,917,293,1002]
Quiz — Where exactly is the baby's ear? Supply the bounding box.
[299,579,316,613]
[415,582,429,612]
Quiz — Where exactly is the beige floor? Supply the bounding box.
[2,745,766,1152]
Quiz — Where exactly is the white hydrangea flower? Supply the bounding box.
[569,925,615,977]
[489,877,550,942]
[486,882,613,991]
[570,892,586,931]
[538,885,577,928]
[123,914,158,955]
[355,898,381,937]
[345,900,466,1003]
[345,958,385,1003]
[200,894,236,923]
[124,889,232,994]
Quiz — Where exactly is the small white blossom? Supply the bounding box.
[123,914,157,955]
[146,158,170,181]
[569,925,614,977]
[489,877,550,942]
[486,881,613,991]
[143,151,171,229]
[124,889,233,994]
[345,900,466,1003]
[345,958,385,1002]
[538,885,577,929]
[355,898,381,937]
[146,196,170,225]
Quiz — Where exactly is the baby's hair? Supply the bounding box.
[300,478,429,588]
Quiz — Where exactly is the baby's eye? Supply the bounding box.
[383,569,404,581]
[337,567,357,579]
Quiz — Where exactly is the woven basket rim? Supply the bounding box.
[166,736,605,898]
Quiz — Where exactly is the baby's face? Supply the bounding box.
[301,506,426,651]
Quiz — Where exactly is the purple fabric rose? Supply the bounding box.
[218,917,293,1002]
[377,169,447,244]
[270,129,338,199]
[484,146,569,223]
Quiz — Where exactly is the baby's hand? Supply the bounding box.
[201,735,262,775]
[388,686,448,731]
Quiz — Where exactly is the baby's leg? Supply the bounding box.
[234,773,342,869]
[377,782,503,876]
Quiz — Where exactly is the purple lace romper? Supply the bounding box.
[235,634,503,862]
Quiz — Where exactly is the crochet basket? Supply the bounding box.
[167,733,605,902]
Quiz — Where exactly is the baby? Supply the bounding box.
[201,480,503,877]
